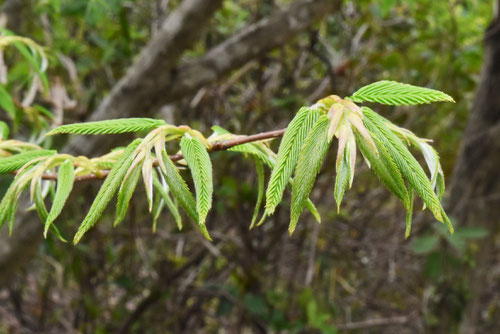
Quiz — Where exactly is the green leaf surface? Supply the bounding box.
[0,121,9,139]
[250,159,265,229]
[157,150,208,238]
[34,182,66,241]
[362,107,453,233]
[290,116,331,234]
[412,234,439,254]
[351,80,454,106]
[46,118,166,136]
[73,139,142,244]
[44,160,75,237]
[114,163,141,227]
[0,150,57,174]
[0,85,16,118]
[334,150,350,213]
[355,129,410,209]
[266,106,321,215]
[153,173,182,231]
[180,135,213,227]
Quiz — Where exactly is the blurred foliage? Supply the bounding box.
[0,0,495,333]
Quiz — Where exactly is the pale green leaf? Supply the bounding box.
[46,118,166,136]
[114,163,141,227]
[142,151,154,212]
[290,116,331,234]
[44,160,75,237]
[180,135,213,227]
[266,106,321,215]
[362,107,453,233]
[0,85,16,118]
[334,150,350,213]
[0,150,57,174]
[157,150,207,238]
[153,173,182,231]
[73,139,142,244]
[405,190,414,239]
[34,182,66,242]
[355,129,410,209]
[250,159,265,230]
[0,121,9,139]
[351,81,455,106]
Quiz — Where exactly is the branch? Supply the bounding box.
[336,313,414,331]
[30,128,286,182]
[65,0,339,156]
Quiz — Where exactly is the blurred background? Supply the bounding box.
[0,0,499,333]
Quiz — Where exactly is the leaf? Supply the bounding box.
[334,149,350,213]
[46,118,166,136]
[34,182,66,241]
[44,160,75,237]
[351,81,455,106]
[153,173,182,231]
[229,142,274,168]
[290,116,331,234]
[362,108,453,234]
[455,227,488,239]
[405,190,414,239]
[266,106,321,215]
[249,159,265,230]
[0,150,57,174]
[412,234,440,254]
[355,129,410,209]
[151,190,164,233]
[0,121,9,139]
[0,84,16,118]
[157,150,208,239]
[73,139,142,244]
[180,135,213,229]
[114,162,141,227]
[142,151,154,212]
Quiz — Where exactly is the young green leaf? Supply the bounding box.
[34,182,66,242]
[153,173,182,231]
[151,191,164,233]
[114,163,141,227]
[0,149,57,174]
[73,139,142,244]
[290,116,331,234]
[266,106,321,216]
[46,118,166,136]
[334,149,351,213]
[355,130,410,210]
[44,160,75,237]
[405,191,414,239]
[249,159,265,230]
[180,135,213,227]
[142,151,154,212]
[0,85,16,118]
[362,107,452,232]
[157,150,209,239]
[351,81,455,106]
[0,121,9,139]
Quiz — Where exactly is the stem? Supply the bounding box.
[31,128,286,182]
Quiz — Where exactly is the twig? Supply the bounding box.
[336,313,414,331]
[28,128,286,182]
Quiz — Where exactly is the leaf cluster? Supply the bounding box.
[0,81,455,243]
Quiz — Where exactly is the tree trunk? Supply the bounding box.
[448,4,500,333]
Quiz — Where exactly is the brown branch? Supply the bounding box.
[33,128,286,182]
[65,0,338,157]
[336,313,414,331]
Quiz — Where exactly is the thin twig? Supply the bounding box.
[27,128,286,182]
[336,313,414,331]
